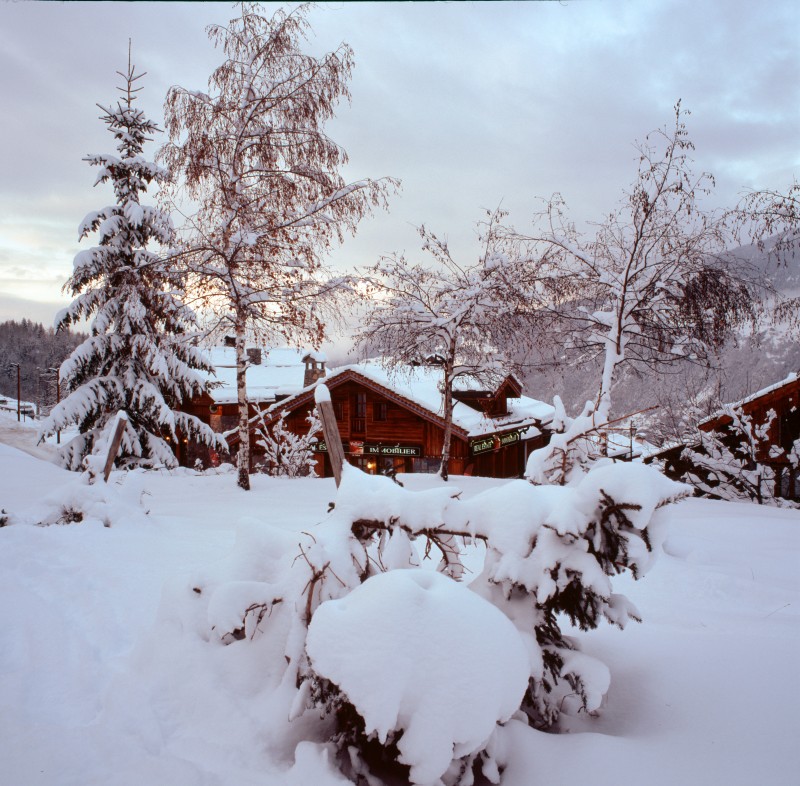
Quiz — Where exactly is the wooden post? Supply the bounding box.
[103,412,128,483]
[315,384,346,487]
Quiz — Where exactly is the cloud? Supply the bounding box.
[0,0,797,322]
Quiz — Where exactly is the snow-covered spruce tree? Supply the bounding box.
[175,448,687,785]
[255,407,321,478]
[355,211,525,480]
[161,2,396,491]
[39,54,218,473]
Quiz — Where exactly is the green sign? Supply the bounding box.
[470,436,497,455]
[470,428,528,456]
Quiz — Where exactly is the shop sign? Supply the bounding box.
[364,443,422,457]
[314,441,421,457]
[470,428,528,455]
[470,436,498,455]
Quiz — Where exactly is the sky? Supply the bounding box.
[0,0,798,329]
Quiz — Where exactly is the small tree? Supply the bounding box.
[513,103,759,428]
[255,407,321,477]
[179,460,688,785]
[680,404,778,504]
[355,211,523,480]
[161,2,396,490]
[40,52,217,473]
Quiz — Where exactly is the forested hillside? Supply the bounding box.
[0,320,85,410]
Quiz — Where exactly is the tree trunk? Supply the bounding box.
[439,361,454,482]
[235,315,251,491]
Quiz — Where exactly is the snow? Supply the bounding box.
[1,416,798,785]
[314,382,331,403]
[273,359,555,438]
[306,569,529,785]
[699,370,799,426]
[200,345,320,405]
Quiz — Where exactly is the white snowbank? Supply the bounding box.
[306,569,529,785]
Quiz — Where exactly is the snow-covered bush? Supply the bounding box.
[680,405,791,505]
[306,570,530,786]
[525,395,600,485]
[255,409,321,478]
[174,460,687,785]
[2,468,150,529]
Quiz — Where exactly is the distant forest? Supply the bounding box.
[0,320,84,410]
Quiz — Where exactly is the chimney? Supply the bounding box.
[303,353,326,388]
[246,347,262,366]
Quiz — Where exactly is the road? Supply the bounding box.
[0,414,58,461]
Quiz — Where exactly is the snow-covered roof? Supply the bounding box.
[265,359,554,439]
[200,346,319,405]
[699,371,799,427]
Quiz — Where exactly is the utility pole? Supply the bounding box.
[41,367,61,443]
[9,363,20,421]
[55,367,61,444]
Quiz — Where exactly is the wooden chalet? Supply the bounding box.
[182,349,555,479]
[698,372,800,500]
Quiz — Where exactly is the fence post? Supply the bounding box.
[315,384,345,487]
[103,412,129,483]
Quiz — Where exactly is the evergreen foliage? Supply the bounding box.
[180,461,687,785]
[39,53,218,472]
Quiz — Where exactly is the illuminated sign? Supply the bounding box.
[470,428,528,455]
[365,444,422,457]
[313,441,422,458]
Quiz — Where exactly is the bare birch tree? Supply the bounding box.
[512,103,759,428]
[355,210,524,480]
[161,2,396,490]
[733,180,800,327]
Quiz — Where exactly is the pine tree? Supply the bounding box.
[40,50,218,473]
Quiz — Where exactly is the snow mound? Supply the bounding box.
[306,568,529,785]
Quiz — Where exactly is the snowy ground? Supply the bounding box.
[0,411,798,785]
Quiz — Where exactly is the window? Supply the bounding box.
[374,401,388,421]
[333,401,344,420]
[352,393,367,433]
[412,457,441,474]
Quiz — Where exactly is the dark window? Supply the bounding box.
[374,402,388,421]
[334,401,344,420]
[352,393,367,433]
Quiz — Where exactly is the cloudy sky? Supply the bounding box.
[0,0,797,328]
